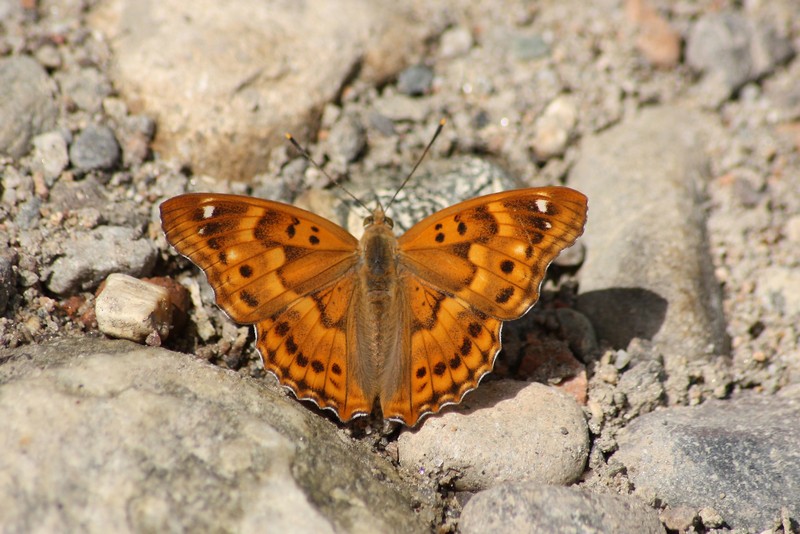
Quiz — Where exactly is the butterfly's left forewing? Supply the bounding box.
[160,193,360,324]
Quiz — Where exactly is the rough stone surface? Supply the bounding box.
[614,393,800,532]
[572,106,728,359]
[397,381,589,491]
[460,484,664,534]
[0,338,437,533]
[0,56,58,159]
[47,226,157,295]
[88,0,437,181]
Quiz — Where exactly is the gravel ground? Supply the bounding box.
[1,0,799,532]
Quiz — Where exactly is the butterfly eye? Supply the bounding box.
[385,216,394,229]
[364,215,375,227]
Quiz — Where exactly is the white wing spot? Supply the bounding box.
[203,205,216,219]
[535,199,549,213]
[544,220,552,229]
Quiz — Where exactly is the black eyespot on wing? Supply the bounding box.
[495,287,514,304]
[240,290,259,308]
[275,321,290,336]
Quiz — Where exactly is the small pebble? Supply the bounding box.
[95,273,173,343]
[397,64,434,96]
[69,124,121,172]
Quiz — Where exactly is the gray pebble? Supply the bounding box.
[512,34,549,61]
[69,124,121,172]
[47,226,157,295]
[55,67,112,113]
[368,112,396,136]
[15,197,42,230]
[0,55,58,158]
[397,64,433,96]
[326,114,366,164]
[686,12,794,103]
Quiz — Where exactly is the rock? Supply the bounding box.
[0,55,58,159]
[459,484,664,534]
[95,274,173,344]
[572,106,728,359]
[511,33,549,61]
[88,0,437,181]
[325,114,366,165]
[47,226,157,295]
[614,393,800,532]
[54,67,112,113]
[531,95,577,159]
[626,0,681,69]
[755,267,800,317]
[397,381,589,491]
[69,124,121,172]
[396,64,434,96]
[438,26,473,59]
[31,131,69,182]
[686,12,794,105]
[0,338,437,533]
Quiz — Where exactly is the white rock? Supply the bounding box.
[96,273,172,343]
[32,131,69,181]
[397,381,589,491]
[531,95,577,159]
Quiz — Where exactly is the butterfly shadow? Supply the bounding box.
[575,287,668,349]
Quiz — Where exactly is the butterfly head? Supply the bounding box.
[363,207,394,229]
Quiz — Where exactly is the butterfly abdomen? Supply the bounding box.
[354,220,402,400]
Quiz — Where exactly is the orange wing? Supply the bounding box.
[161,193,369,419]
[160,193,359,324]
[382,187,587,424]
[397,187,588,320]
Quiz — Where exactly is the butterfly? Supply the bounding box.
[160,186,587,426]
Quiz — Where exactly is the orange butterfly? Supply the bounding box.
[160,186,587,426]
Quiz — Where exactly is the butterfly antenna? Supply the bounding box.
[285,133,371,213]
[385,118,446,212]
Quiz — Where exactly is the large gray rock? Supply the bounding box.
[614,393,800,532]
[88,0,438,181]
[0,56,58,159]
[460,484,664,534]
[571,106,728,360]
[0,338,437,533]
